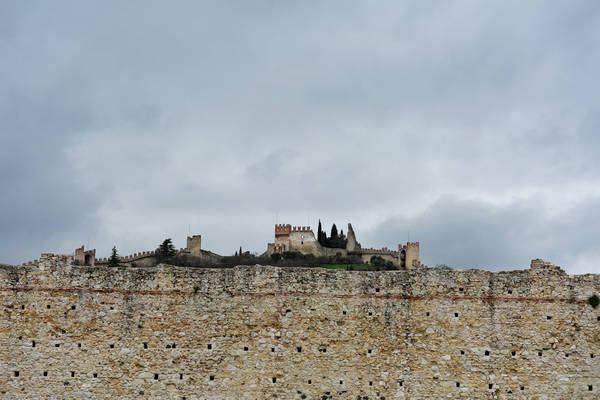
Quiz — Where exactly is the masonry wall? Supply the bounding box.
[0,257,599,399]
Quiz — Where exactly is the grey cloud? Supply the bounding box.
[1,1,600,274]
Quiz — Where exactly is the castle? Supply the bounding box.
[267,223,421,269]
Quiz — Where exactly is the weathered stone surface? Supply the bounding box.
[0,255,598,399]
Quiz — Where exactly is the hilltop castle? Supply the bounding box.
[266,223,421,269]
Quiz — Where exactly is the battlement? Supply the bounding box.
[359,247,399,256]
[291,225,312,232]
[275,224,292,236]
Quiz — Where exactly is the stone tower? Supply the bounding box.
[186,235,202,257]
[346,223,358,251]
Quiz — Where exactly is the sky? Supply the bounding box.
[1,1,600,274]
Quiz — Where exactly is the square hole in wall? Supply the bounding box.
[21,305,24,310]
[459,288,464,292]
[143,343,148,349]
[297,347,302,353]
[511,351,516,356]
[244,346,248,351]
[589,385,593,391]
[71,371,75,377]
[47,305,51,309]
[375,288,380,292]
[93,373,97,378]
[488,384,493,389]
[485,350,490,356]
[520,386,524,391]
[209,375,214,381]
[154,374,158,380]
[368,312,372,316]
[271,347,275,352]
[369,381,373,386]
[32,341,35,347]
[368,349,372,354]
[508,290,512,294]
[55,344,60,348]
[307,380,311,384]
[180,374,183,380]
[14,371,19,377]
[460,350,465,355]
[538,351,542,356]
[78,343,82,348]
[454,313,458,317]
[71,306,76,310]
[456,382,460,387]
[339,380,343,384]
[426,312,430,316]
[342,311,346,315]
[591,353,595,358]
[208,344,212,350]
[547,316,552,320]
[272,377,276,383]
[43,371,47,377]
[110,344,114,349]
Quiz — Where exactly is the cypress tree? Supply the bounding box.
[330,223,338,239]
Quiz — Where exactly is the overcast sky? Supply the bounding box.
[1,1,600,274]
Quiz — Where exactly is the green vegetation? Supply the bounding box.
[589,294,599,309]
[317,220,347,249]
[322,264,378,270]
[107,246,120,268]
[370,255,397,270]
[157,238,177,259]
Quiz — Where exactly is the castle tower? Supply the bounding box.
[74,245,96,266]
[346,223,358,251]
[186,235,202,257]
[405,242,420,269]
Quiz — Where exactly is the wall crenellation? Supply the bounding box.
[0,258,599,399]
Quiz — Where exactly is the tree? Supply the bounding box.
[270,253,282,262]
[330,224,338,239]
[158,238,177,258]
[107,246,120,268]
[317,220,326,245]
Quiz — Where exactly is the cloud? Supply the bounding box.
[1,1,600,274]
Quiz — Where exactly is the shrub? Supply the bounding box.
[589,294,599,309]
[282,251,302,260]
[270,253,282,262]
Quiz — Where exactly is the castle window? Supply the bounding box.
[272,377,276,383]
[368,312,372,316]
[71,305,76,310]
[454,313,458,317]
[339,380,343,384]
[485,350,490,356]
[47,305,51,309]
[55,343,60,348]
[368,349,372,354]
[511,351,516,356]
[209,375,214,381]
[426,312,430,316]
[244,346,248,351]
[93,373,98,378]
[14,371,19,377]
[308,380,311,384]
[369,381,373,386]
[456,382,460,387]
[271,347,275,352]
[376,288,380,293]
[342,311,346,315]
[589,385,593,391]
[565,353,569,357]
[297,347,302,353]
[43,371,48,377]
[521,386,524,390]
[489,384,493,389]
[208,344,212,350]
[110,344,114,349]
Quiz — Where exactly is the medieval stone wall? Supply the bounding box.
[0,256,599,399]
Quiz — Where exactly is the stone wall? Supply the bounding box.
[0,256,599,399]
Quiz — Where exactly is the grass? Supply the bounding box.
[321,264,378,270]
